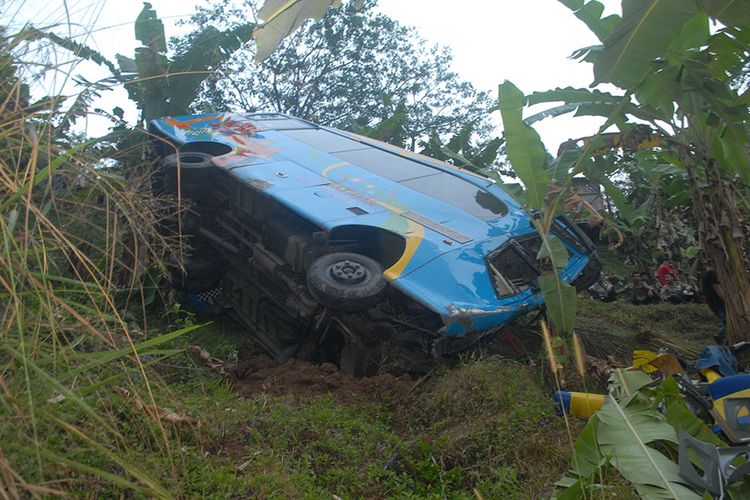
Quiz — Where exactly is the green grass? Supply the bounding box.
[65,352,576,498]
[412,360,575,497]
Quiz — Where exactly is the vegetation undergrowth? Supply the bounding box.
[0,13,214,496]
[145,347,582,498]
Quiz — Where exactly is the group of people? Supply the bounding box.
[587,259,727,342]
[588,260,698,305]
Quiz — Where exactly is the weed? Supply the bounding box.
[403,360,576,496]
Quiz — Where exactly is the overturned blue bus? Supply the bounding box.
[150,113,600,373]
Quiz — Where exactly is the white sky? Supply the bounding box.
[5,0,622,151]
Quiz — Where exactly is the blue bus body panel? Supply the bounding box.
[151,112,598,335]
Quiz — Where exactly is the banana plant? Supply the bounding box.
[114,3,255,123]
[553,371,748,499]
[339,95,410,147]
[497,81,579,336]
[253,0,365,62]
[551,0,750,342]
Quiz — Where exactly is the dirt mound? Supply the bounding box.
[227,353,415,404]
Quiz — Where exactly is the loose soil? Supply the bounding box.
[214,296,723,404]
[228,349,416,405]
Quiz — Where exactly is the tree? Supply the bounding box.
[177,0,494,150]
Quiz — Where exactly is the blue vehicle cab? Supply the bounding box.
[150,112,601,372]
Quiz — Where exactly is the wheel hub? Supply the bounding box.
[328,260,368,284]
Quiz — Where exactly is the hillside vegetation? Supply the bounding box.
[1,0,748,497]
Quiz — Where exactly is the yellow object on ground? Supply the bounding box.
[632,350,659,373]
[569,392,606,419]
[630,350,684,376]
[648,353,684,376]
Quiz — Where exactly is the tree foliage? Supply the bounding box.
[114,2,256,124]
[178,0,494,150]
[420,124,509,177]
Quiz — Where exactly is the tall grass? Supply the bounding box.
[0,17,201,497]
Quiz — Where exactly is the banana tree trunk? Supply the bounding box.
[713,226,750,342]
[686,157,750,342]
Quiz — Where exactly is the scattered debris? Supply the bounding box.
[585,354,616,382]
[113,387,199,426]
[187,345,228,375]
[47,394,66,404]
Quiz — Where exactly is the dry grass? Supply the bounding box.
[0,17,202,496]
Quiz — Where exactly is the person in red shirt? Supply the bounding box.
[657,260,675,286]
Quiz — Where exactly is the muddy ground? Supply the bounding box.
[228,348,418,404]
[205,317,542,404]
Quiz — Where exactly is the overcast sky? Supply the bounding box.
[6,0,622,150]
